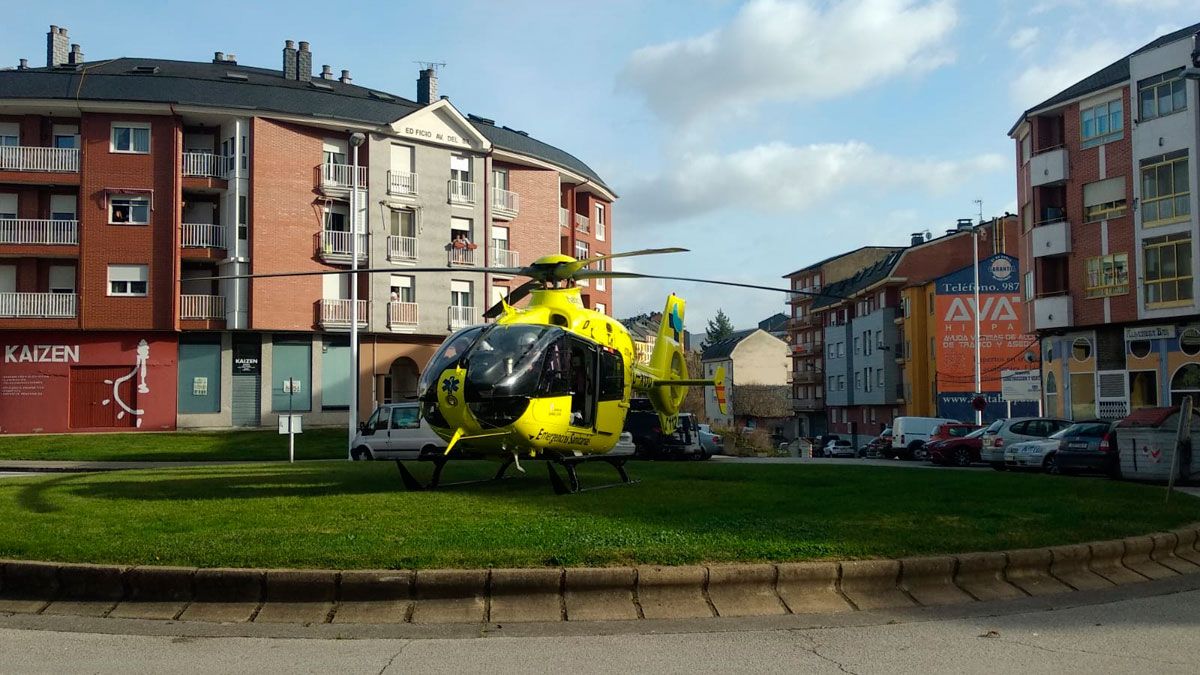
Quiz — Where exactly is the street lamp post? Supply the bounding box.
[973,224,982,425]
[348,132,366,459]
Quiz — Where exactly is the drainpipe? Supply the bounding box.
[172,112,182,333]
[483,150,491,319]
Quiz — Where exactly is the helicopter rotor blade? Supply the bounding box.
[573,247,688,267]
[183,266,529,283]
[571,270,847,300]
[483,279,541,320]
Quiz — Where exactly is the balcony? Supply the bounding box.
[491,246,519,268]
[0,146,79,173]
[387,235,418,263]
[387,301,419,331]
[180,294,225,320]
[1033,293,1072,330]
[791,371,822,385]
[0,219,77,245]
[1031,219,1070,258]
[448,245,476,266]
[1030,147,1068,187]
[448,305,477,330]
[559,207,569,229]
[792,397,824,412]
[491,187,519,220]
[317,163,368,192]
[448,179,475,205]
[318,230,368,264]
[182,153,231,179]
[387,170,418,197]
[574,213,589,233]
[318,298,368,329]
[181,223,226,250]
[0,292,77,318]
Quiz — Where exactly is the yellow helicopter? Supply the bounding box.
[208,247,809,493]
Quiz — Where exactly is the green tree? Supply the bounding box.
[703,309,735,349]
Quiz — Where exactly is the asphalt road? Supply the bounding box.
[2,583,1198,674]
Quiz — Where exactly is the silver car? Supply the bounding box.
[980,417,1072,469]
[696,423,724,455]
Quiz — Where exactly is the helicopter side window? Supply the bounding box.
[598,349,624,401]
[567,338,597,428]
[538,336,571,397]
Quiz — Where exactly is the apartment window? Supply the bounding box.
[853,336,861,355]
[1085,253,1129,298]
[241,134,248,170]
[52,124,78,149]
[450,155,471,182]
[323,138,347,165]
[389,275,415,303]
[48,265,75,294]
[0,123,18,146]
[837,342,844,358]
[855,372,862,390]
[1024,270,1035,301]
[1143,233,1193,306]
[1138,68,1187,121]
[828,376,835,390]
[0,193,15,219]
[450,279,473,307]
[827,344,834,358]
[1022,203,1033,233]
[1083,177,1127,222]
[237,196,248,241]
[109,196,150,225]
[575,240,589,260]
[595,302,606,315]
[108,264,148,296]
[1141,152,1189,227]
[876,369,884,388]
[901,297,911,317]
[390,209,416,237]
[1020,132,1031,164]
[864,368,872,393]
[596,256,607,291]
[50,194,76,221]
[838,375,845,391]
[595,203,606,241]
[450,216,472,242]
[1080,98,1122,147]
[110,123,150,153]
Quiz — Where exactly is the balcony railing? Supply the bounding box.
[180,294,225,320]
[574,213,589,233]
[319,230,368,263]
[448,179,476,205]
[448,305,477,330]
[387,170,418,196]
[491,187,519,219]
[181,152,232,179]
[448,245,476,266]
[491,246,519,268]
[0,146,79,173]
[318,163,368,191]
[181,223,226,249]
[319,298,368,329]
[387,235,418,262]
[388,301,419,330]
[559,207,569,228]
[0,219,77,245]
[0,292,77,318]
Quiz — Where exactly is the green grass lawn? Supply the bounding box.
[0,461,1196,570]
[0,428,347,462]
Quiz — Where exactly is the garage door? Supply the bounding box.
[231,373,261,427]
[70,366,136,429]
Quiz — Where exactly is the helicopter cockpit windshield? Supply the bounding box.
[417,325,485,400]
[462,325,567,399]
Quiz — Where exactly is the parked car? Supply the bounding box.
[980,417,1073,469]
[352,402,447,461]
[1005,430,1071,471]
[697,423,725,455]
[929,422,982,443]
[823,439,856,458]
[888,416,960,459]
[1052,420,1120,477]
[624,409,708,460]
[926,427,987,466]
[861,428,893,458]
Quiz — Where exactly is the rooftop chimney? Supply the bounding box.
[18,58,28,70]
[68,44,83,65]
[910,232,925,247]
[956,218,975,230]
[46,25,69,68]
[213,51,225,63]
[320,64,333,80]
[340,69,352,84]
[283,40,297,80]
[417,67,437,105]
[297,41,312,82]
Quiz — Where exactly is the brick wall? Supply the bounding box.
[491,162,560,302]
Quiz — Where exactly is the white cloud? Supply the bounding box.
[1007,27,1039,51]
[1010,40,1126,106]
[621,141,1006,223]
[621,0,958,123]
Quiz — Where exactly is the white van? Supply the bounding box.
[351,402,446,461]
[889,416,960,459]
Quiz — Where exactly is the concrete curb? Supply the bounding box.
[2,524,1199,625]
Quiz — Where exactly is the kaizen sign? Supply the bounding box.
[4,344,80,363]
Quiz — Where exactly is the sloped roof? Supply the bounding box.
[810,250,904,311]
[1009,21,1200,135]
[0,57,610,189]
[781,245,900,278]
[701,328,756,360]
[758,313,788,333]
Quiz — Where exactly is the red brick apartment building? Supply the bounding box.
[0,26,615,433]
[1011,23,1200,420]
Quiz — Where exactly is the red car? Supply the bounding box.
[926,425,985,466]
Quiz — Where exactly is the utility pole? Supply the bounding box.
[348,132,366,458]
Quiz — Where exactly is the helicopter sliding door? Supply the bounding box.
[596,346,626,436]
[566,337,597,428]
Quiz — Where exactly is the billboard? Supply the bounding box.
[934,254,1039,421]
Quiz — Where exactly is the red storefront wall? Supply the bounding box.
[0,331,178,434]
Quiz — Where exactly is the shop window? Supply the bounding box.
[1169,364,1200,406]
[1072,337,1092,362]
[1128,340,1152,359]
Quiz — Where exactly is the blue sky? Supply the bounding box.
[4,0,1194,329]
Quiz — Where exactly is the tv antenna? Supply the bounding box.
[973,198,983,224]
[414,61,446,73]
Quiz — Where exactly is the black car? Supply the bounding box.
[623,402,706,460]
[1053,420,1119,476]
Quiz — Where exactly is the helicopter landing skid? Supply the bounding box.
[395,456,515,491]
[546,455,640,495]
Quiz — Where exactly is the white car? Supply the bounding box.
[1004,427,1071,472]
[697,424,724,455]
[823,439,855,458]
[351,402,447,461]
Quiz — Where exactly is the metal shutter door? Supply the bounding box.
[231,373,261,427]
